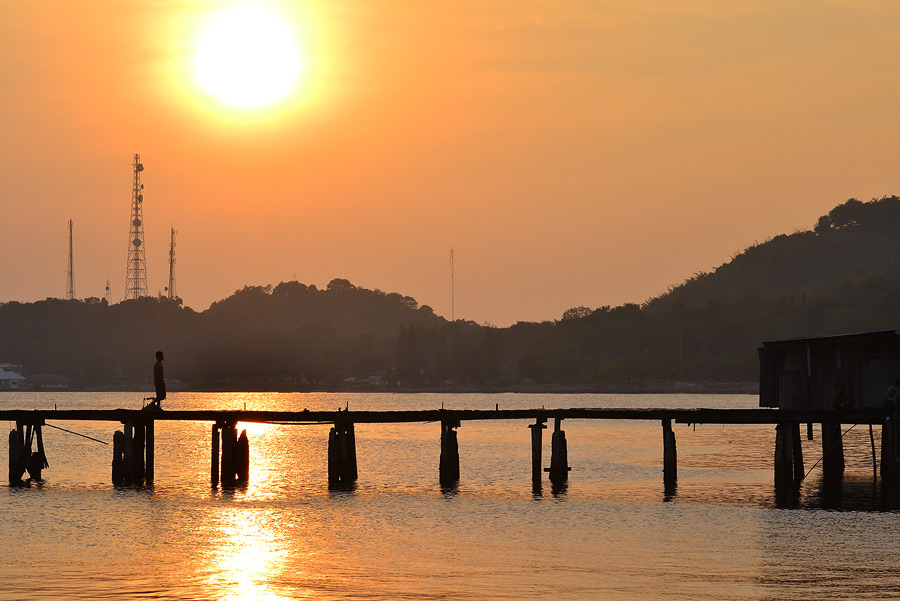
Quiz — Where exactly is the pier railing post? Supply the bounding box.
[529,417,547,485]
[547,418,570,486]
[439,419,461,486]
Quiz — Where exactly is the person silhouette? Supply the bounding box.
[145,351,166,409]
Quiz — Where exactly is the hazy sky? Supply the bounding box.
[2,1,899,325]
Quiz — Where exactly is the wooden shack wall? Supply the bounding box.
[759,331,900,409]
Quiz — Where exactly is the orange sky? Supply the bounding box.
[2,1,899,326]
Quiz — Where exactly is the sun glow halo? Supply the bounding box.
[192,5,304,109]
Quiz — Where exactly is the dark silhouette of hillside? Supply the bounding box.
[3,196,900,391]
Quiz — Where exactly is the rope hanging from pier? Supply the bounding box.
[44,423,110,445]
[799,423,857,483]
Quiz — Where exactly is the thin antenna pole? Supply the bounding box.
[65,219,75,300]
[167,227,177,300]
[450,247,455,323]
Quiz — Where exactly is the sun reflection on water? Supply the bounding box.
[205,506,292,600]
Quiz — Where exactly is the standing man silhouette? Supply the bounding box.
[151,350,166,408]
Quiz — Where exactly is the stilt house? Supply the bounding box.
[759,329,900,410]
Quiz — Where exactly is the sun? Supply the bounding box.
[192,5,304,109]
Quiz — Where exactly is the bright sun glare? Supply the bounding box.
[193,5,303,109]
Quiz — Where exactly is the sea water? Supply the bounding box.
[1,392,899,600]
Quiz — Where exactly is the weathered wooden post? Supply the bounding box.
[327,426,340,486]
[529,417,547,485]
[145,419,154,485]
[881,417,900,485]
[327,421,358,488]
[547,418,570,485]
[8,425,26,485]
[663,418,677,490]
[211,423,220,488]
[821,422,845,478]
[26,424,48,480]
[791,422,804,484]
[439,419,460,486]
[236,429,250,484]
[220,422,237,488]
[132,421,146,483]
[774,423,794,487]
[345,422,358,482]
[123,420,134,486]
[112,430,125,486]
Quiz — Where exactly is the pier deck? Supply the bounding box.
[4,406,894,491]
[0,407,888,425]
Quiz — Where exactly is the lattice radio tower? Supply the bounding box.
[167,227,178,300]
[65,219,75,300]
[124,154,148,299]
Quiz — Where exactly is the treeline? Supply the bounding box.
[6,196,900,390]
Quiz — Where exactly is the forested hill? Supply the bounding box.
[3,196,900,391]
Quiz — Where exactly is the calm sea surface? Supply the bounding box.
[2,392,899,600]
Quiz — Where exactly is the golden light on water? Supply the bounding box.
[207,507,291,600]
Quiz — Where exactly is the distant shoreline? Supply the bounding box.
[63,380,759,396]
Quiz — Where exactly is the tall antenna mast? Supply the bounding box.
[124,154,148,299]
[65,219,75,300]
[167,227,177,300]
[105,276,112,304]
[450,247,455,323]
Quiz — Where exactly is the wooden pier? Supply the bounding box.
[3,406,894,491]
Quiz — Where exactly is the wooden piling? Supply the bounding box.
[26,424,48,480]
[8,426,26,485]
[211,424,220,488]
[821,422,845,478]
[123,420,134,486]
[327,421,358,488]
[791,422,804,485]
[145,420,154,485]
[547,418,570,485]
[439,419,460,486]
[663,418,677,489]
[220,422,237,488]
[236,429,250,484]
[327,426,340,486]
[345,422,358,482]
[529,418,547,484]
[882,418,900,485]
[112,430,125,486]
[774,423,794,487]
[132,422,146,483]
